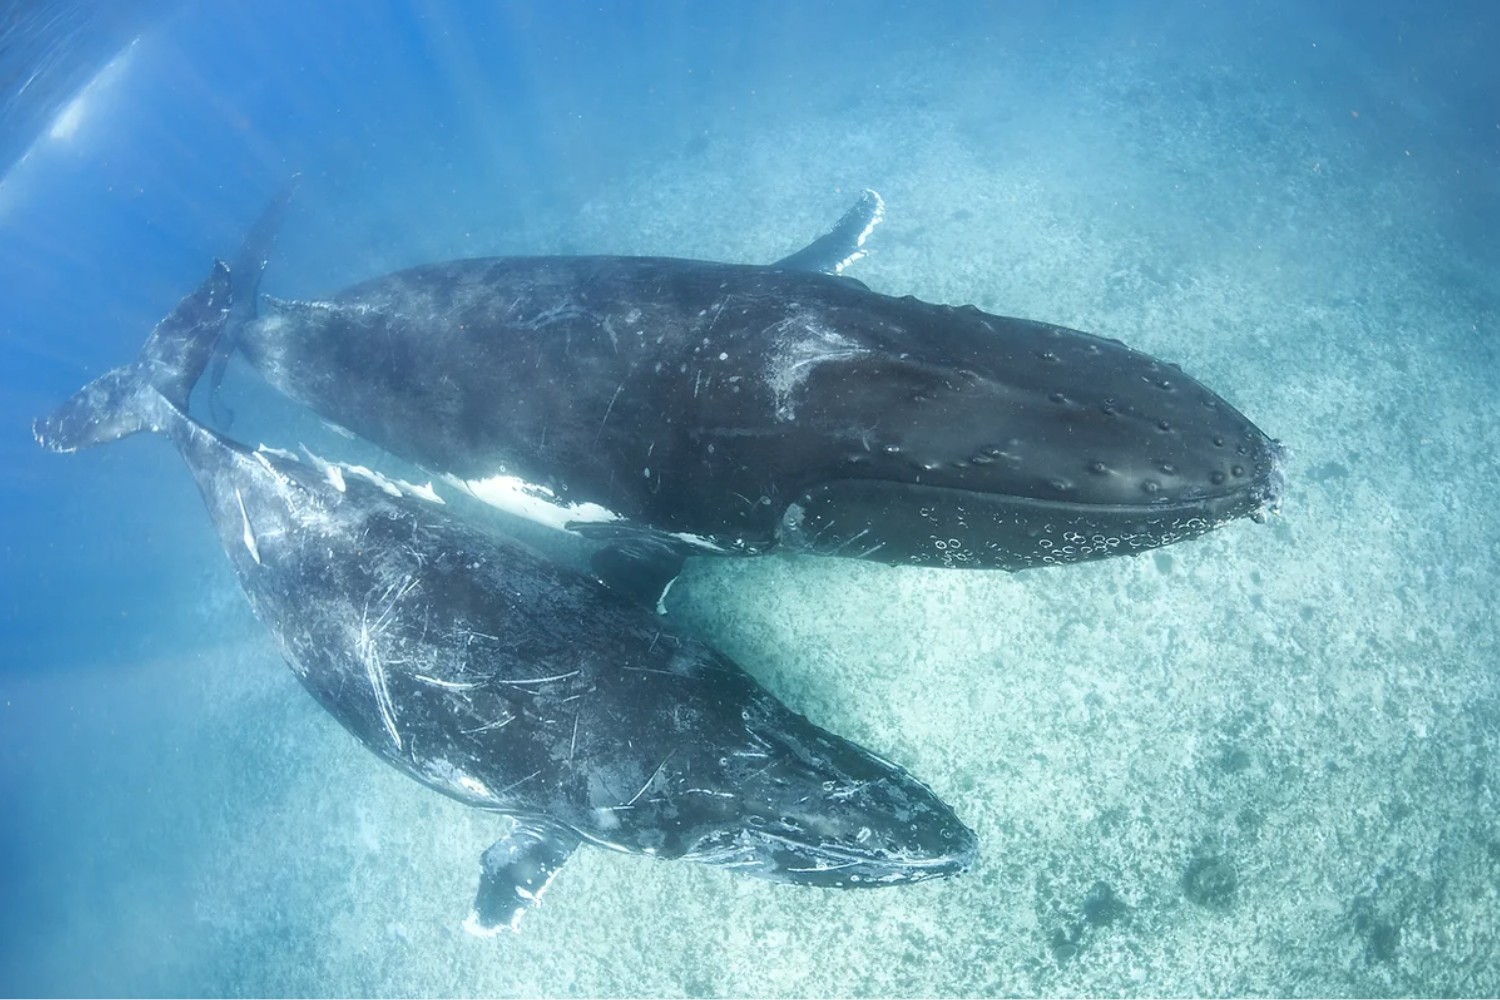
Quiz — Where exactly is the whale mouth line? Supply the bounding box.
[805,473,1283,519]
[753,830,977,873]
[676,825,977,880]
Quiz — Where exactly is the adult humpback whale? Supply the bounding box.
[36,264,977,933]
[231,189,1283,603]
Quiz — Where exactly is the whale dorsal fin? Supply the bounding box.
[772,189,886,276]
[464,819,582,936]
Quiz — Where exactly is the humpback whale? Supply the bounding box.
[36,264,977,934]
[226,188,1283,605]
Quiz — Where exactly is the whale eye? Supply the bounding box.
[1142,479,1161,495]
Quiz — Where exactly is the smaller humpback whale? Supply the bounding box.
[225,187,1283,607]
[36,264,976,933]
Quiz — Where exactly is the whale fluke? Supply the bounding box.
[34,261,230,453]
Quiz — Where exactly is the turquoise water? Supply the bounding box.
[2,1,1498,995]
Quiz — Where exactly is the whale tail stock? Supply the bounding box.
[34,261,232,453]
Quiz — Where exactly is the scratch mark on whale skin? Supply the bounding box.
[764,318,871,421]
[235,487,261,565]
[355,573,420,751]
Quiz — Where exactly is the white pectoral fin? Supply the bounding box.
[448,471,622,533]
[465,819,582,936]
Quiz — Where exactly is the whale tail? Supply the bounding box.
[34,261,232,453]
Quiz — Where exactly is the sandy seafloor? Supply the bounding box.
[2,3,1499,997]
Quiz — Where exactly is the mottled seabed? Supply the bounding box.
[4,22,1498,1000]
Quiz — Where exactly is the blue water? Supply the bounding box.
[2,1,1497,995]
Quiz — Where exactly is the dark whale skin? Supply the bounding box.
[35,266,978,931]
[241,255,1283,570]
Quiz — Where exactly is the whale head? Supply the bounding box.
[667,702,978,888]
[774,302,1284,570]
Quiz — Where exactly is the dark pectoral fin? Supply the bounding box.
[205,348,235,428]
[772,189,886,275]
[464,819,582,937]
[211,175,301,429]
[230,174,300,324]
[590,540,687,614]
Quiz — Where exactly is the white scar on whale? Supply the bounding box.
[355,574,418,750]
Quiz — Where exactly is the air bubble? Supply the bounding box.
[1209,470,1227,485]
[1231,465,1245,477]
